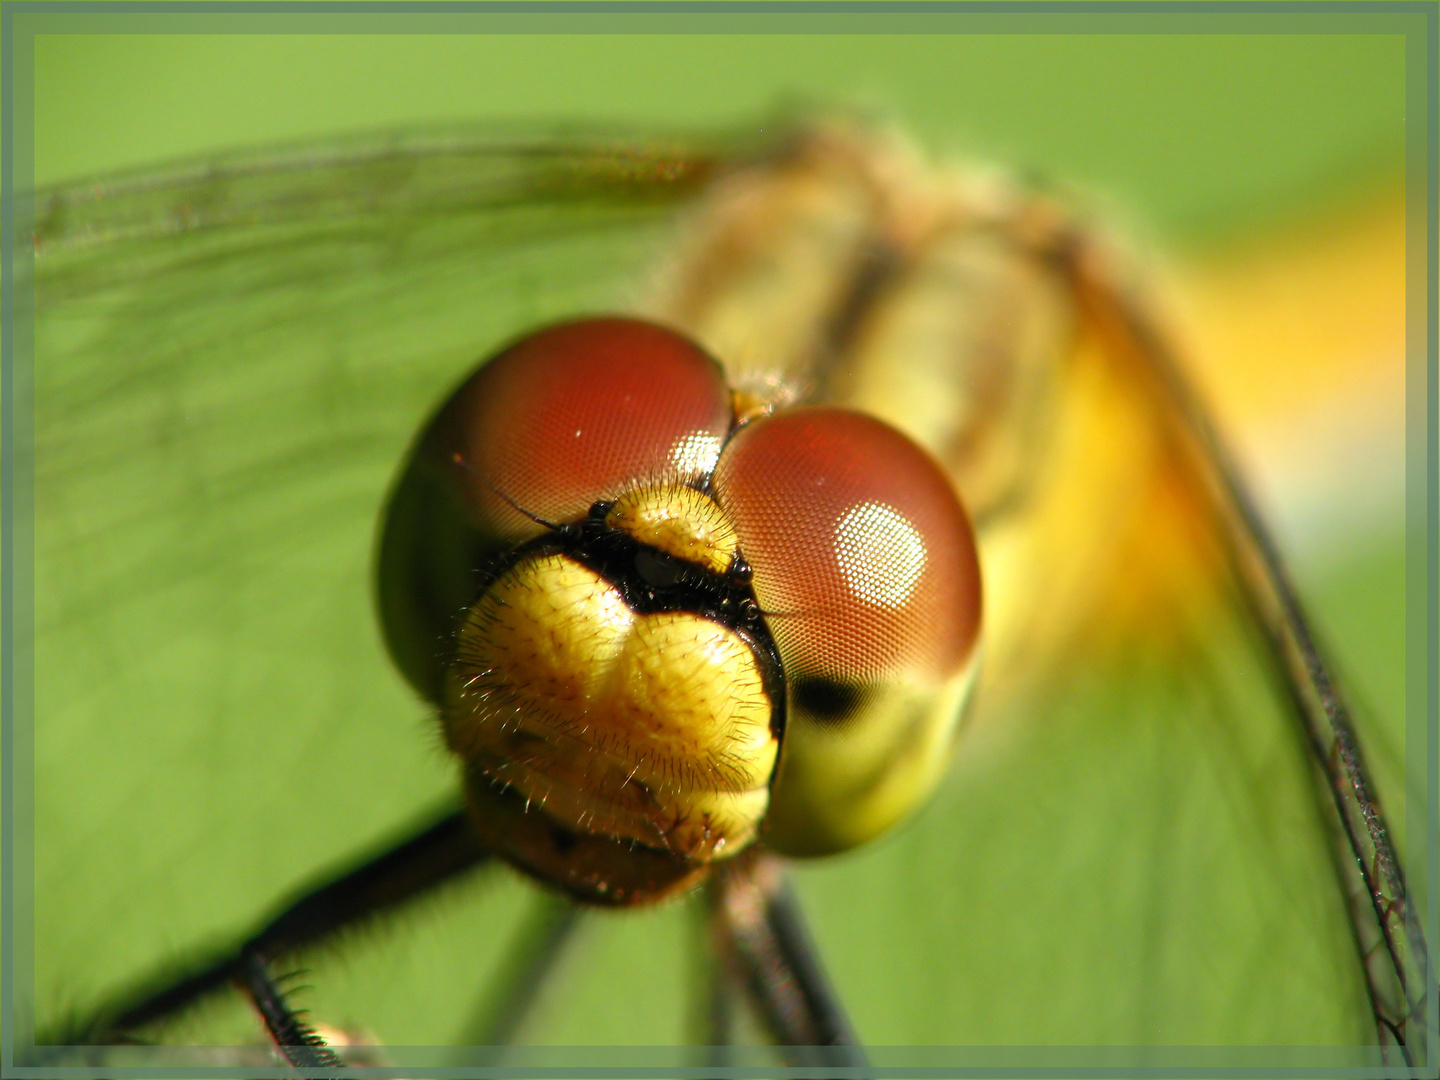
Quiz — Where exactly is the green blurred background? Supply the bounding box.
[23,12,1420,1067]
[35,30,1404,236]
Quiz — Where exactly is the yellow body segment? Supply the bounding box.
[604,485,738,575]
[444,550,777,863]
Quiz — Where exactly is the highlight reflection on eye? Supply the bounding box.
[833,502,926,607]
[671,431,726,475]
[712,406,981,684]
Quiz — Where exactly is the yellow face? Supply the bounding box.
[379,311,983,904]
[444,507,778,897]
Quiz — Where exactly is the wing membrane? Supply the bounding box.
[1072,255,1426,1060]
[773,248,1394,1056]
[24,125,743,1052]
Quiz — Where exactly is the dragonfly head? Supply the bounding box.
[377,317,982,903]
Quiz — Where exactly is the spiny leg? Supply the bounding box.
[710,851,868,1070]
[237,954,345,1070]
[58,807,489,1045]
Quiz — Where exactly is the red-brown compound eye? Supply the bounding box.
[712,408,981,686]
[430,318,733,541]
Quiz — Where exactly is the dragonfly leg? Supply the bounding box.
[236,952,345,1069]
[686,892,738,1063]
[704,926,739,1052]
[450,890,585,1051]
[56,806,490,1044]
[710,851,868,1070]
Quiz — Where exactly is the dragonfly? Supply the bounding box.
[17,118,1429,1071]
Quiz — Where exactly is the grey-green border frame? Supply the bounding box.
[2,2,1435,1078]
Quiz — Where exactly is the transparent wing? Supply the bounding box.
[776,222,1420,1065]
[1075,256,1425,1058]
[25,124,744,1053]
[21,123,1420,1066]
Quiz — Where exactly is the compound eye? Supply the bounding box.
[429,318,733,541]
[712,407,981,687]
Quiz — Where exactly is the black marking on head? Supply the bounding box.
[792,677,864,726]
[458,513,789,766]
[634,547,686,588]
